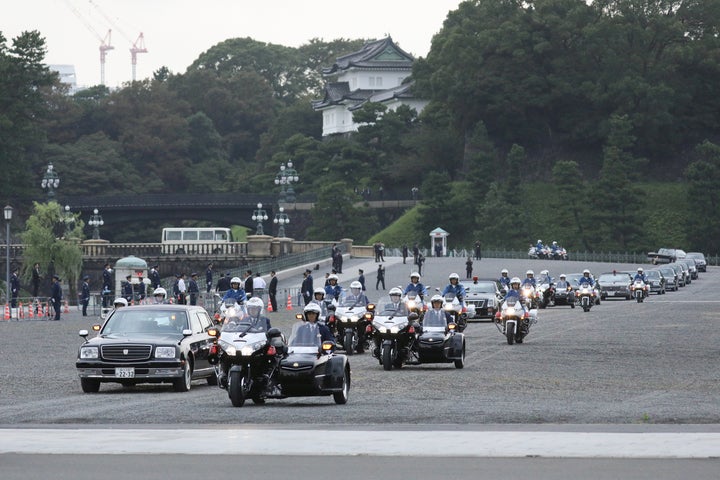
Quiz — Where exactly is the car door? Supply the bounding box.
[187,309,213,374]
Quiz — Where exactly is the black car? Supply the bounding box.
[658,266,679,291]
[460,280,503,320]
[645,269,666,295]
[597,272,632,300]
[686,252,707,272]
[76,304,217,393]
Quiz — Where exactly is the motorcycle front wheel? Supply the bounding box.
[506,324,515,345]
[228,370,246,407]
[344,330,354,356]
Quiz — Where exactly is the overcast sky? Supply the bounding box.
[3,0,463,87]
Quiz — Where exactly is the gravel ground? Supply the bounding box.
[1,255,718,425]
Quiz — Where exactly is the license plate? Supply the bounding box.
[613,291,625,296]
[115,367,135,378]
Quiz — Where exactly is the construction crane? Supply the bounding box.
[89,0,148,82]
[63,0,114,85]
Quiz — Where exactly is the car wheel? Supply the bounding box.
[173,358,192,392]
[80,378,100,393]
[333,366,350,404]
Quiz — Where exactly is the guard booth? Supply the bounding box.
[107,255,149,317]
[430,227,449,257]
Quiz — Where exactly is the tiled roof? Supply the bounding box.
[312,81,418,111]
[321,37,415,75]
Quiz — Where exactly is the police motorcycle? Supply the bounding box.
[370,290,421,371]
[432,287,469,332]
[576,283,597,312]
[535,273,555,309]
[328,291,373,355]
[520,284,540,310]
[630,279,649,303]
[208,300,285,407]
[416,295,466,368]
[494,295,536,345]
[402,290,427,322]
[279,314,350,405]
[550,244,569,261]
[214,296,247,324]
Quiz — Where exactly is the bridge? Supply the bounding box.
[58,193,416,227]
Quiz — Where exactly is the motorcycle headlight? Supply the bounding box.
[155,346,176,358]
[219,339,236,356]
[506,307,516,316]
[79,346,98,359]
[407,300,416,309]
[444,304,453,311]
[240,341,266,356]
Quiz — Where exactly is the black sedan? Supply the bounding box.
[76,304,218,393]
[460,280,503,320]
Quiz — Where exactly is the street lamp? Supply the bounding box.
[251,203,268,235]
[4,205,12,307]
[88,208,104,240]
[40,162,60,200]
[274,160,300,203]
[273,206,290,238]
[62,205,76,237]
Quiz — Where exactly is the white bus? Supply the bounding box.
[161,227,234,254]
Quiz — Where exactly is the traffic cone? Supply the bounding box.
[19,302,24,319]
[267,301,273,312]
[64,300,70,313]
[286,293,293,310]
[4,303,9,320]
[28,303,34,318]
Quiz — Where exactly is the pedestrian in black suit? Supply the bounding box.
[268,270,278,312]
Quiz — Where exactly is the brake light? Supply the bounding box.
[495,312,502,319]
[523,312,530,319]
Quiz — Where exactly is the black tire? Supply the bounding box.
[172,359,192,392]
[454,342,465,369]
[251,395,265,405]
[344,330,354,356]
[333,367,350,404]
[206,373,218,386]
[228,370,246,407]
[381,345,393,371]
[506,323,515,345]
[583,306,590,312]
[80,378,100,393]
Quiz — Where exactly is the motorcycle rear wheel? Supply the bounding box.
[344,330,354,356]
[381,346,393,371]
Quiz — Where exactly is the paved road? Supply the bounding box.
[1,255,718,478]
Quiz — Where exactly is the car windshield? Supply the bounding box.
[687,252,705,261]
[646,271,661,279]
[288,322,321,347]
[462,282,497,294]
[598,274,629,283]
[660,268,674,277]
[102,309,189,335]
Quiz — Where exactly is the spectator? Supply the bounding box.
[188,273,199,306]
[253,272,267,298]
[205,263,213,293]
[244,270,253,298]
[376,264,385,290]
[301,269,314,305]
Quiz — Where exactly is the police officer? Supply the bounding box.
[80,275,90,316]
[188,272,200,306]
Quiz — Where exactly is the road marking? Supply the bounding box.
[1,429,719,458]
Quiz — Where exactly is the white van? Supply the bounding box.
[161,227,234,254]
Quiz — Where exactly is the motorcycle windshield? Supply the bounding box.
[338,293,363,308]
[288,322,322,347]
[222,315,268,333]
[443,293,458,303]
[423,310,447,328]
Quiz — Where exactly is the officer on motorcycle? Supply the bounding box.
[222,277,247,304]
[536,239,545,254]
[244,297,272,331]
[503,277,526,307]
[634,267,648,283]
[346,280,369,306]
[521,270,537,287]
[384,287,407,312]
[324,274,342,301]
[152,287,168,304]
[578,269,595,286]
[555,274,575,307]
[498,269,511,291]
[403,272,428,299]
[538,269,553,285]
[311,287,330,319]
[301,302,334,342]
[441,273,466,304]
[426,294,453,324]
[112,297,128,310]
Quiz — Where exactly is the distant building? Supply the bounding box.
[311,37,428,137]
[48,64,79,93]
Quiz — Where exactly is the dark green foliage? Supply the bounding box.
[685,141,720,253]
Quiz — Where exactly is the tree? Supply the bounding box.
[551,160,592,249]
[685,140,720,253]
[307,181,378,241]
[20,202,84,302]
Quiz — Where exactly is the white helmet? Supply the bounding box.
[303,302,321,320]
[537,239,542,243]
[449,273,460,281]
[540,270,549,276]
[552,241,558,245]
[501,269,509,275]
[246,297,264,316]
[526,270,534,276]
[328,274,339,283]
[560,274,566,279]
[583,269,591,275]
[153,287,166,298]
[313,287,325,298]
[637,267,644,273]
[510,277,521,287]
[430,294,443,305]
[410,272,421,280]
[113,297,128,308]
[350,281,362,294]
[230,277,242,285]
[389,287,403,297]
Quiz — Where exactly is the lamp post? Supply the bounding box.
[62,205,76,237]
[88,208,104,240]
[273,206,290,238]
[40,162,60,200]
[274,160,300,203]
[4,205,12,307]
[251,203,268,235]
